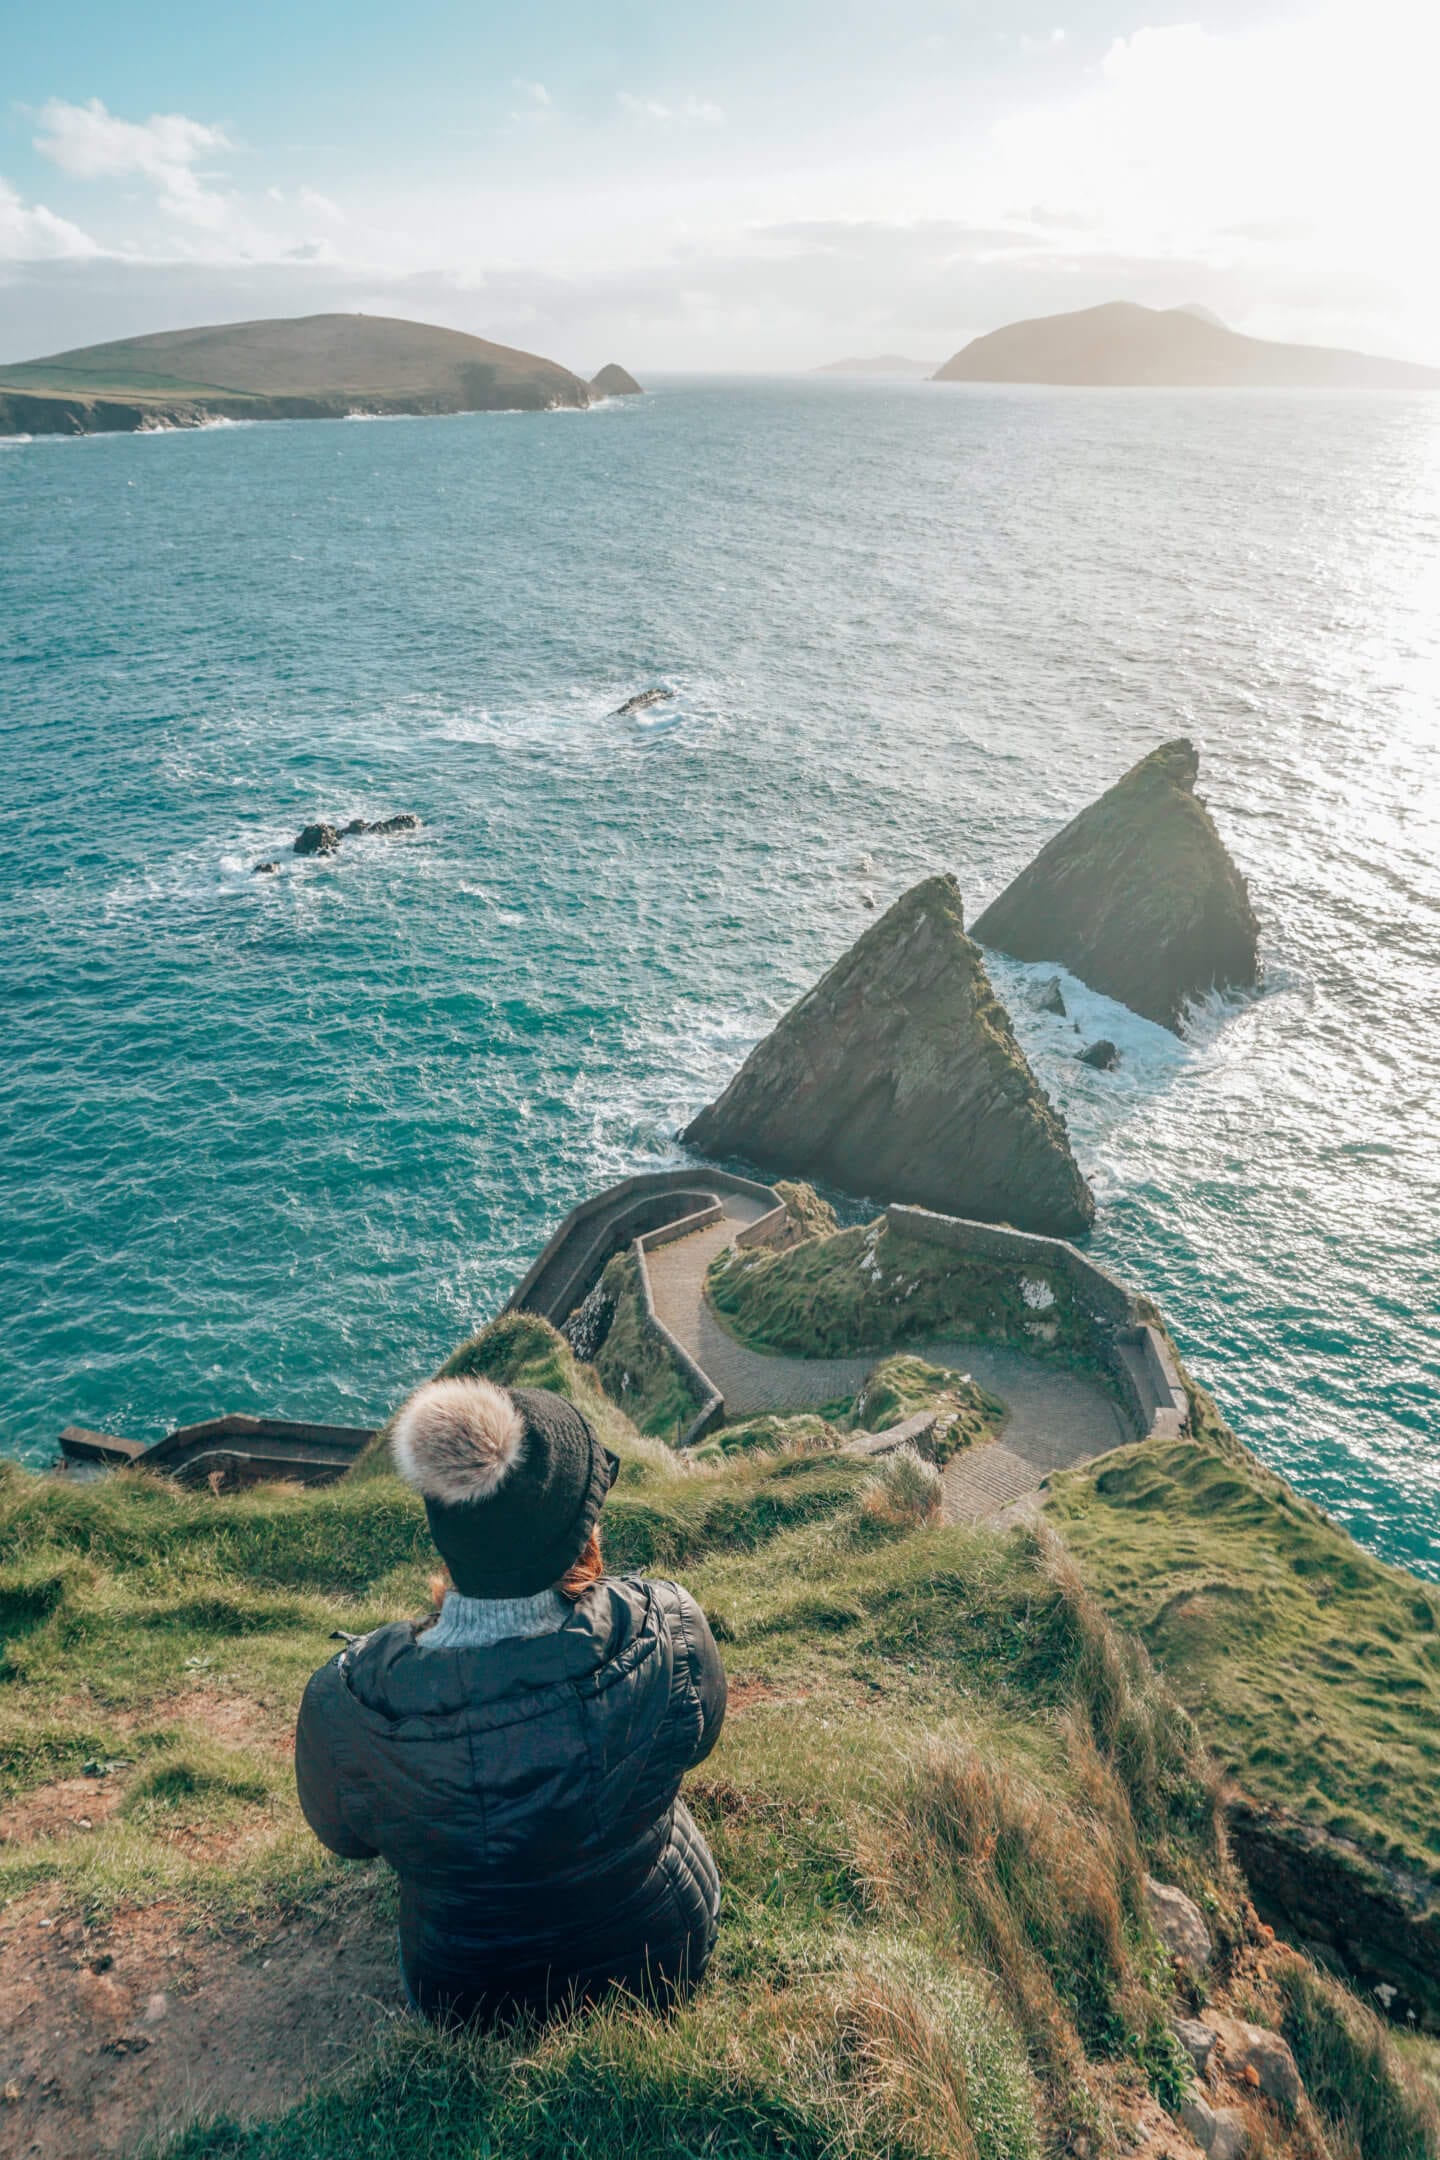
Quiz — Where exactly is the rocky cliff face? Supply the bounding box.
[684,874,1095,1237]
[972,739,1260,1033]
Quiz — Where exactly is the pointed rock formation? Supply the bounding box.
[684,875,1094,1237]
[972,740,1259,1033]
[590,363,643,396]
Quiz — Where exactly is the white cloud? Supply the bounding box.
[513,79,551,108]
[33,97,232,229]
[0,177,97,262]
[617,92,725,127]
[987,5,1440,269]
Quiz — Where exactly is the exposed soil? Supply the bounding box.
[94,1686,295,1756]
[0,1892,398,2158]
[0,1778,126,1847]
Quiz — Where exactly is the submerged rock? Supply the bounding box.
[972,739,1260,1033]
[251,860,280,875]
[614,687,670,716]
[297,814,419,851]
[293,823,341,857]
[1078,1038,1119,1070]
[683,873,1095,1238]
[590,362,643,396]
[344,813,421,837]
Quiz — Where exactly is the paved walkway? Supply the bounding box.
[643,1199,1129,1525]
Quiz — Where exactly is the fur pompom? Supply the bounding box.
[391,1378,525,1505]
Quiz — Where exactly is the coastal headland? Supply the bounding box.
[5,1161,1438,2159]
[0,313,607,436]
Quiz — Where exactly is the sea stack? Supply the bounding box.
[972,740,1259,1033]
[590,363,643,396]
[684,874,1094,1237]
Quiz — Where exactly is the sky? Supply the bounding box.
[3,0,1438,372]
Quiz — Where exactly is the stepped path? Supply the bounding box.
[643,1196,1129,1525]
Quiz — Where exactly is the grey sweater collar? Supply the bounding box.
[418,1587,570,1652]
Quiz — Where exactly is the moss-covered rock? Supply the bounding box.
[774,1180,839,1241]
[686,875,1094,1237]
[973,739,1260,1032]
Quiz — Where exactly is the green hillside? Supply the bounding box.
[2,1307,1437,2156]
[0,313,594,432]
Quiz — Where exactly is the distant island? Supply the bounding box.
[813,354,940,378]
[0,313,624,436]
[933,300,1440,389]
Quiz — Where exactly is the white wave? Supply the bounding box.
[628,707,682,734]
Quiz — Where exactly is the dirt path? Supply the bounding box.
[0,1889,397,2159]
[643,1210,1129,1521]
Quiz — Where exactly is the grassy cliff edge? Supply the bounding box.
[0,1295,1436,2156]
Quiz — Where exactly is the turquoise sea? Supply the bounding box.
[2,379,1437,1578]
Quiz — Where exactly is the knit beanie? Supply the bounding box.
[391,1378,616,1598]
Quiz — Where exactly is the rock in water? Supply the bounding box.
[972,739,1259,1033]
[589,362,643,396]
[345,813,420,836]
[293,823,341,857]
[684,874,1095,1237]
[1035,974,1066,1016]
[615,687,670,716]
[1078,1038,1119,1070]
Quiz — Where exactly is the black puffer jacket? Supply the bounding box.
[295,1575,726,2020]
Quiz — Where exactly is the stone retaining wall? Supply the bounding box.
[885,1203,1188,1443]
[505,1168,787,1449]
[506,1168,780,1325]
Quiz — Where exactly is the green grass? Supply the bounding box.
[0,364,253,401]
[849,1355,1007,1463]
[707,1219,1096,1365]
[691,1357,1003,1468]
[593,1253,706,1439]
[1278,1958,1440,2160]
[5,1307,1435,2158]
[773,1179,840,1240]
[1047,1379,1440,1874]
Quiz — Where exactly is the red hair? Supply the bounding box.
[428,1526,604,1612]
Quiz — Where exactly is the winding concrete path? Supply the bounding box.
[643,1195,1129,1525]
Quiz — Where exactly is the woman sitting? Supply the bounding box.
[295,1375,726,2022]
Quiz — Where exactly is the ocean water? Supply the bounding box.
[2,379,1437,1578]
